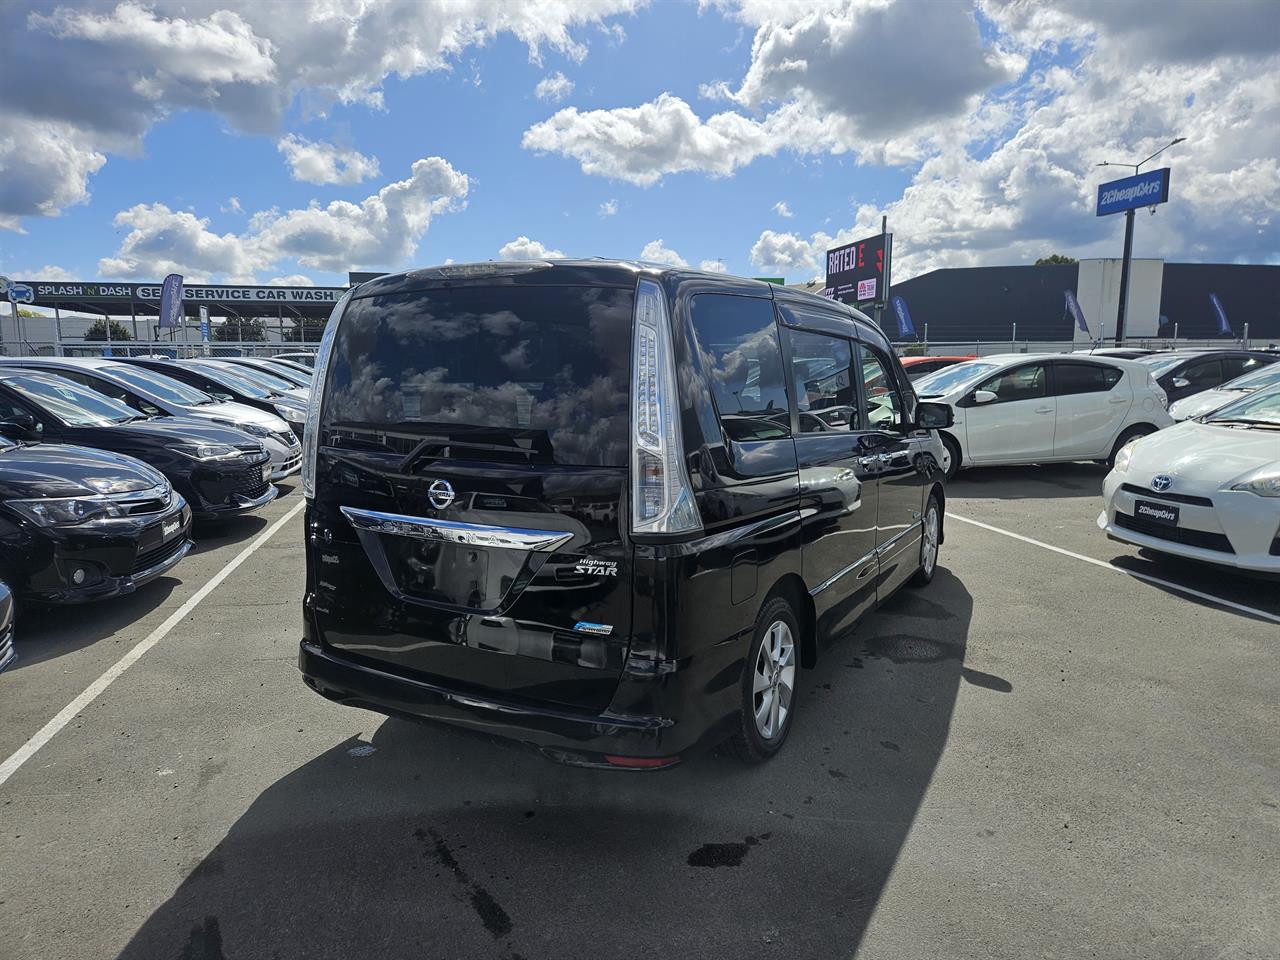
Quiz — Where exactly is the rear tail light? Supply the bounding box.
[629,279,701,536]
[301,289,354,499]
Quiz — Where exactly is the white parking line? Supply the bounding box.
[949,513,1280,626]
[0,499,306,789]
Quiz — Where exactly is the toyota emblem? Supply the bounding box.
[427,479,455,510]
[1150,475,1173,492]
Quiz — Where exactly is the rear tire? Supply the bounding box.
[728,597,800,764]
[909,493,941,587]
[939,433,961,482]
[1106,425,1155,469]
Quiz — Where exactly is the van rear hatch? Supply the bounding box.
[308,278,635,712]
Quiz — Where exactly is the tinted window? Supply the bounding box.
[977,364,1047,403]
[689,294,790,441]
[326,285,634,467]
[211,362,295,393]
[1181,358,1222,387]
[857,345,905,430]
[5,374,137,425]
[103,365,212,405]
[185,362,273,399]
[1222,356,1269,379]
[784,329,858,433]
[1055,362,1122,395]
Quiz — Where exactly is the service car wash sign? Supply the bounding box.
[823,232,892,307]
[21,280,346,305]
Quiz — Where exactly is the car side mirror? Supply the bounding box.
[914,401,954,429]
[1172,377,1190,389]
[0,414,39,438]
[973,389,998,405]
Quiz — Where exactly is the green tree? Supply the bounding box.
[83,319,134,341]
[213,317,267,342]
[1035,254,1077,265]
[284,317,326,342]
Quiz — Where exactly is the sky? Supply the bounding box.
[0,0,1277,288]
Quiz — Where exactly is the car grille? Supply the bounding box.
[132,535,188,574]
[0,622,13,668]
[272,430,299,449]
[276,453,302,475]
[227,462,270,500]
[1120,483,1214,508]
[1115,511,1235,554]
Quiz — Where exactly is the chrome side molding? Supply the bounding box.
[340,505,574,553]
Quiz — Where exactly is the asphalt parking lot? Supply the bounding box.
[1,469,1277,960]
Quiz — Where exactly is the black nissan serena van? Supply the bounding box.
[300,261,953,768]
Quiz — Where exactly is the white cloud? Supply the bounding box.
[598,198,619,216]
[534,71,575,102]
[267,274,314,286]
[99,156,469,280]
[639,239,688,267]
[0,0,641,227]
[221,196,243,214]
[773,201,793,218]
[10,265,78,282]
[699,259,728,273]
[498,235,565,259]
[277,134,380,185]
[750,230,820,277]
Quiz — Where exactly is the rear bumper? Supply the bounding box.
[298,640,713,768]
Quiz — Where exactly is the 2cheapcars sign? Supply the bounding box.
[822,232,891,306]
[1096,167,1171,217]
[24,281,344,305]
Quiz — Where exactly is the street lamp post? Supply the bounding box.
[1096,136,1185,346]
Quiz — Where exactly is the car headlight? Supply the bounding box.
[1231,473,1280,497]
[1112,443,1135,473]
[274,404,305,424]
[7,496,129,526]
[232,422,271,438]
[172,442,240,461]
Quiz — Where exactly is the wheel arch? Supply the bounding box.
[762,573,816,669]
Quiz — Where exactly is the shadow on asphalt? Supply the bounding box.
[190,515,270,555]
[1108,550,1280,621]
[117,568,975,960]
[11,577,180,670]
[950,461,1108,500]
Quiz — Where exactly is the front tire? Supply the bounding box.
[909,493,942,587]
[939,433,961,482]
[728,597,800,764]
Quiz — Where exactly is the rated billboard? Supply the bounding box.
[823,233,891,306]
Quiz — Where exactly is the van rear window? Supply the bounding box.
[323,285,633,467]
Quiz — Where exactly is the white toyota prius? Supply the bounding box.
[1099,384,1280,573]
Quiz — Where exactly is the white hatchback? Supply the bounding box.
[913,354,1172,480]
[1099,385,1280,573]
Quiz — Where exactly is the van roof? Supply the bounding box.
[352,258,888,349]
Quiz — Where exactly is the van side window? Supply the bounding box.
[855,344,905,431]
[782,329,858,433]
[689,294,790,441]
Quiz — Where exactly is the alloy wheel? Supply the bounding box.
[753,620,796,740]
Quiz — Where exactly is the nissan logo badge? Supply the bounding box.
[1150,475,1173,492]
[427,479,455,510]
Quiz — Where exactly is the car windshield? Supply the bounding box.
[1219,363,1280,392]
[213,362,296,393]
[1204,385,1280,426]
[913,361,1001,395]
[185,362,273,399]
[103,364,214,406]
[6,373,139,425]
[1141,354,1193,376]
[256,362,312,385]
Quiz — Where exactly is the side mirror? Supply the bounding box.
[973,389,998,405]
[915,401,954,429]
[0,414,39,438]
[1172,377,1190,389]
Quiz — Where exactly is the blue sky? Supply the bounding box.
[1,1,1276,288]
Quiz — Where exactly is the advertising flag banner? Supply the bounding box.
[1210,293,1231,335]
[158,273,184,328]
[1064,290,1089,335]
[890,296,916,339]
